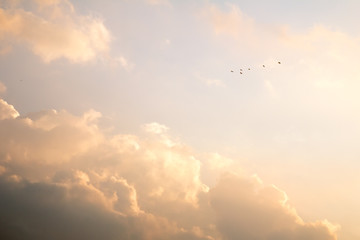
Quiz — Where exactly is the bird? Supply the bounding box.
[230,60,281,74]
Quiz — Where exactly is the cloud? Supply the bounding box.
[142,122,169,134]
[201,3,360,89]
[210,173,339,240]
[0,44,12,56]
[200,1,360,142]
[200,3,261,50]
[0,98,339,239]
[196,74,226,88]
[0,173,185,240]
[264,79,277,97]
[145,0,171,7]
[203,78,226,88]
[202,4,255,37]
[0,81,6,94]
[0,99,19,120]
[116,56,135,71]
[164,38,171,45]
[0,0,111,63]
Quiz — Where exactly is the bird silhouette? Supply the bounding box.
[230,60,281,74]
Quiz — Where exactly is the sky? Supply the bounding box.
[0,0,360,239]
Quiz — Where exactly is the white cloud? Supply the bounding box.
[0,0,111,63]
[0,98,339,239]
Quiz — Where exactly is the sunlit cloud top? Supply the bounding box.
[0,96,339,239]
[0,0,111,63]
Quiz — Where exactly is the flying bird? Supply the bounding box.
[231,60,281,75]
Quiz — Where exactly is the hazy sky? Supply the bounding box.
[1,0,360,239]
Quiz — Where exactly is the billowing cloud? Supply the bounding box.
[0,0,111,63]
[0,98,339,239]
[211,174,339,240]
[0,173,185,240]
[0,99,19,120]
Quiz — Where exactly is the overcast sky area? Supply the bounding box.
[1,0,360,239]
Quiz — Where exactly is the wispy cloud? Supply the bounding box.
[0,82,6,95]
[201,3,360,91]
[197,74,226,88]
[145,0,171,7]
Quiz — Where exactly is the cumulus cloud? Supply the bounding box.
[0,173,185,240]
[0,98,339,239]
[0,0,111,63]
[0,99,19,120]
[211,173,339,240]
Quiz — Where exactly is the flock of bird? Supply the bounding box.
[231,61,281,74]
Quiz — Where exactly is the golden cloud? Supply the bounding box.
[0,98,339,239]
[0,0,111,63]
